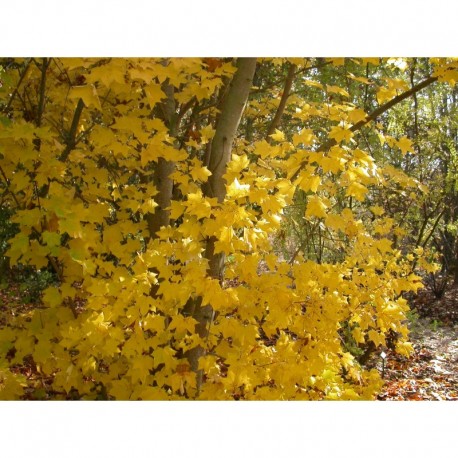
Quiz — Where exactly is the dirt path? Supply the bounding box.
[376,282,458,401]
[377,318,458,400]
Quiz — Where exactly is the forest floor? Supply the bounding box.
[376,282,458,401]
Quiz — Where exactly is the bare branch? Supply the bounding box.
[266,62,297,138]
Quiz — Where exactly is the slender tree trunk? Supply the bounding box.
[146,82,177,239]
[185,58,257,395]
[204,58,257,202]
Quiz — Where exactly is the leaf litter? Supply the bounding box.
[376,283,458,401]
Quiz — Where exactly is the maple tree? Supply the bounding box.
[1,57,458,400]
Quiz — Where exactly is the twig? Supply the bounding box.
[58,98,85,162]
[0,164,21,208]
[3,58,32,113]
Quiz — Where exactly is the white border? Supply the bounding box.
[1,402,457,456]
[2,0,457,56]
[2,1,457,456]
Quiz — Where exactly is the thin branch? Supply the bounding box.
[422,207,447,249]
[176,96,197,126]
[265,63,297,138]
[36,58,51,127]
[250,60,331,97]
[415,199,444,247]
[291,74,439,182]
[3,58,32,113]
[348,75,438,136]
[58,98,85,162]
[0,164,21,207]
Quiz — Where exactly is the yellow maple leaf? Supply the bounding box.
[386,77,409,91]
[376,86,397,105]
[254,139,279,158]
[269,129,285,142]
[145,83,166,107]
[395,341,414,357]
[325,213,346,232]
[327,58,345,66]
[141,198,158,213]
[305,195,328,219]
[326,85,350,98]
[227,178,250,199]
[346,182,368,201]
[190,164,212,182]
[347,73,372,85]
[292,128,316,147]
[347,108,367,124]
[42,286,62,308]
[370,205,385,216]
[303,79,323,89]
[352,327,365,344]
[397,137,414,155]
[225,154,250,181]
[185,191,213,219]
[368,329,385,347]
[169,200,185,219]
[361,58,380,65]
[168,315,198,334]
[219,226,234,245]
[68,85,102,111]
[200,125,216,143]
[297,175,321,193]
[329,125,354,144]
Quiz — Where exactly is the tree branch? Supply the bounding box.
[205,58,257,202]
[3,59,32,113]
[36,58,51,127]
[58,98,85,162]
[0,164,21,208]
[348,75,438,136]
[265,63,297,138]
[250,60,331,97]
[291,74,439,182]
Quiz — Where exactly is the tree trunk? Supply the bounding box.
[146,82,177,239]
[186,58,257,395]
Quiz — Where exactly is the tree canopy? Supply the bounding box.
[0,57,457,400]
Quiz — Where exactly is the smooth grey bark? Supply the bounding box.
[204,58,257,203]
[203,57,258,280]
[186,58,257,395]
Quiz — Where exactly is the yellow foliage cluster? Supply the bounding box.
[0,57,453,400]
